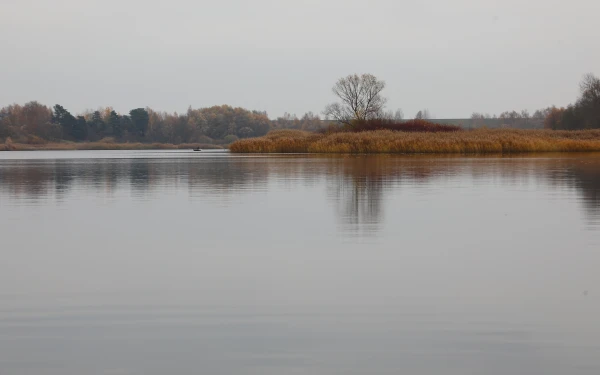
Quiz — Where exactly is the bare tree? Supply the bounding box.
[415,109,431,119]
[533,108,550,120]
[520,109,531,126]
[381,108,403,121]
[499,110,520,127]
[580,73,600,99]
[323,74,387,125]
[471,112,484,127]
[578,73,600,129]
[394,108,404,121]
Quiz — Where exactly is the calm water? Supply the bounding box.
[1,150,600,375]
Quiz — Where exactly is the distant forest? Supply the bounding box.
[0,104,324,145]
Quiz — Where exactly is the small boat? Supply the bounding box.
[192,147,201,152]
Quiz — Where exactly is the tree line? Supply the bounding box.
[470,74,600,130]
[0,103,324,145]
[321,72,600,130]
[2,73,598,144]
[543,74,600,130]
[320,73,552,129]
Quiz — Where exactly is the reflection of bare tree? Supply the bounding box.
[2,154,600,228]
[325,157,390,235]
[323,155,600,232]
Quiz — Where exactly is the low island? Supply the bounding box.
[231,73,600,154]
[229,125,600,154]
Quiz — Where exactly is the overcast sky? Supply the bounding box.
[1,0,599,118]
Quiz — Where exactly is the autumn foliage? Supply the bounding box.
[0,102,278,146]
[544,107,566,129]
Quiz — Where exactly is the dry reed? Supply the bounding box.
[229,129,600,154]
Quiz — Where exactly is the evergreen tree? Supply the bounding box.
[52,104,76,138]
[120,115,132,136]
[108,110,122,138]
[129,108,149,137]
[90,111,105,134]
[72,116,88,140]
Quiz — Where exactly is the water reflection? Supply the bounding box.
[325,157,390,235]
[2,153,600,229]
[544,159,600,226]
[2,151,600,375]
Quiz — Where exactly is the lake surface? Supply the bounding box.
[1,150,600,375]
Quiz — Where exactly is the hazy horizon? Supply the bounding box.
[1,0,599,118]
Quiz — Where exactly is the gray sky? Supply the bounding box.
[1,0,599,118]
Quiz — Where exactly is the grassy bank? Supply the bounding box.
[0,140,223,151]
[229,129,600,154]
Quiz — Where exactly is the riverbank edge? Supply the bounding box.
[0,142,223,151]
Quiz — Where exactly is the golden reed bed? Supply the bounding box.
[229,129,600,154]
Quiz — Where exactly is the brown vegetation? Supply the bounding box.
[322,119,462,133]
[229,128,600,154]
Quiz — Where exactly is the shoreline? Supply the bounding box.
[0,142,224,152]
[230,129,600,154]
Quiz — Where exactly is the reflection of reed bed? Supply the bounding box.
[0,141,222,151]
[229,129,600,154]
